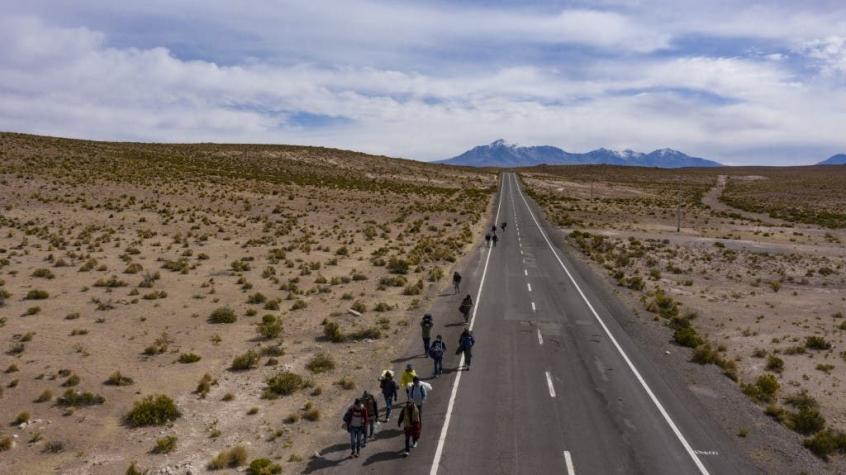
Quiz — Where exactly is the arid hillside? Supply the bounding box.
[523,164,846,465]
[0,133,495,474]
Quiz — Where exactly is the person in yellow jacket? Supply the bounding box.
[399,363,417,398]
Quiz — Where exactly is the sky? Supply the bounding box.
[1,1,845,165]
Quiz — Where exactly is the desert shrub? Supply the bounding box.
[94,275,128,288]
[258,315,282,339]
[336,377,356,390]
[35,389,53,403]
[766,355,784,373]
[195,373,217,398]
[0,435,12,451]
[151,435,177,454]
[124,263,144,274]
[323,321,344,342]
[178,353,201,364]
[13,411,30,425]
[44,441,64,453]
[231,350,259,370]
[57,389,105,407]
[125,394,181,427]
[673,326,702,348]
[306,353,336,373]
[209,307,237,324]
[805,336,831,350]
[387,257,410,274]
[25,289,49,300]
[62,374,80,387]
[105,371,134,386]
[264,371,306,398]
[350,301,366,313]
[348,327,382,341]
[32,268,55,279]
[303,407,321,421]
[803,429,846,459]
[247,292,267,304]
[247,458,283,475]
[208,445,248,470]
[373,302,392,312]
[742,374,779,403]
[162,259,190,273]
[290,299,307,311]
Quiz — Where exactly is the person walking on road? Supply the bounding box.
[456,327,475,371]
[501,221,507,231]
[409,376,427,419]
[490,225,497,235]
[361,391,379,443]
[452,271,461,294]
[398,401,421,457]
[492,233,498,247]
[484,232,491,247]
[429,335,446,377]
[459,294,473,323]
[420,314,433,358]
[342,398,368,458]
[379,370,398,421]
[400,364,417,397]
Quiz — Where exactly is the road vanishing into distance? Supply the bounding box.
[309,173,757,475]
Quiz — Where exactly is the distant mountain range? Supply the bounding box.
[818,154,846,165]
[439,140,722,168]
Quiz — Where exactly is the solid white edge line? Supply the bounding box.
[545,370,556,398]
[511,173,709,475]
[429,173,504,475]
[537,328,544,345]
[564,451,575,475]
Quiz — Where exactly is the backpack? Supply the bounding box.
[461,334,475,348]
[429,341,444,358]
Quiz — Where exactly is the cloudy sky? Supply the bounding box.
[2,0,845,164]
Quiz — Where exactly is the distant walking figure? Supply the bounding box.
[456,328,475,370]
[492,234,498,247]
[459,294,473,323]
[501,221,507,231]
[342,398,369,458]
[485,233,491,247]
[452,271,462,294]
[429,335,446,377]
[398,401,421,457]
[400,364,417,398]
[379,370,399,421]
[490,225,497,235]
[361,391,379,443]
[420,314,434,358]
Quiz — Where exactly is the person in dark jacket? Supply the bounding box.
[452,271,461,294]
[379,371,399,421]
[501,221,507,231]
[429,335,446,377]
[484,233,491,247]
[420,314,434,357]
[492,233,498,247]
[459,294,473,323]
[398,401,421,456]
[361,391,379,442]
[490,225,497,235]
[342,398,368,458]
[456,327,475,370]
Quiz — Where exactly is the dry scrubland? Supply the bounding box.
[523,164,846,462]
[0,133,494,474]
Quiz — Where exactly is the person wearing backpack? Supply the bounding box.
[361,391,379,443]
[484,233,491,247]
[492,233,498,247]
[429,335,446,377]
[459,294,473,323]
[456,327,475,370]
[501,221,507,231]
[397,401,421,456]
[452,271,461,294]
[408,376,427,418]
[379,370,398,421]
[420,314,434,358]
[342,398,369,458]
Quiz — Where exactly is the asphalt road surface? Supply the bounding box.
[307,172,758,475]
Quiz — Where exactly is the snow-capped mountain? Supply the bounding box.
[438,140,722,168]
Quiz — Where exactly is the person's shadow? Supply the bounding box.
[362,450,407,466]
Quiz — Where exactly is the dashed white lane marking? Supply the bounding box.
[527,283,532,292]
[531,301,536,312]
[563,451,575,475]
[537,328,543,345]
[546,371,556,398]
[524,269,528,276]
[511,173,709,475]
[430,173,504,475]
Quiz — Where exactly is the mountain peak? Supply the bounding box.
[818,153,846,165]
[439,142,722,168]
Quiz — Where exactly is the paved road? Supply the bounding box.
[308,172,758,475]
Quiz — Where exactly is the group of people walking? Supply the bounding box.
[341,222,503,459]
[484,222,507,247]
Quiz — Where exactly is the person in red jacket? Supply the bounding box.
[397,400,421,456]
[342,398,368,458]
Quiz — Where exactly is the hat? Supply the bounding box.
[406,363,413,369]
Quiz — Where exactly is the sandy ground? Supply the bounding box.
[0,134,496,474]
